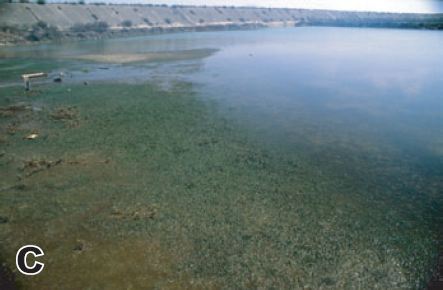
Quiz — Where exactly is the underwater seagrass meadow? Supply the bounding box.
[0,27,442,289]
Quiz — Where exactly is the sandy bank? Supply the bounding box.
[71,49,218,64]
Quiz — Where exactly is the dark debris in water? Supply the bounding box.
[21,158,63,177]
[110,204,157,221]
[50,106,80,128]
[0,103,31,118]
[5,123,19,135]
[50,106,78,120]
[0,216,9,224]
[73,239,90,253]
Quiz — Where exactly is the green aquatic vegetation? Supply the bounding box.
[0,80,438,289]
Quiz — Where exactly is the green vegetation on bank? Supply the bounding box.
[70,21,109,33]
[121,20,132,27]
[26,21,61,41]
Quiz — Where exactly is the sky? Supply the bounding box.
[80,0,443,13]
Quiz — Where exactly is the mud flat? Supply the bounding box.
[71,49,217,64]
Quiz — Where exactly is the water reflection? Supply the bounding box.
[191,27,443,159]
[0,26,442,288]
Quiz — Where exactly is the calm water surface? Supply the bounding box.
[1,27,442,288]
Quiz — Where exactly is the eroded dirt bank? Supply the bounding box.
[1,3,442,45]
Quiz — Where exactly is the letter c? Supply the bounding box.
[16,245,45,275]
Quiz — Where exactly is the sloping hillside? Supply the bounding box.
[0,3,442,45]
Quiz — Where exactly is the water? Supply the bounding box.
[193,27,443,201]
[0,27,442,289]
[192,27,443,148]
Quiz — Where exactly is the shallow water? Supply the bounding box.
[0,27,442,289]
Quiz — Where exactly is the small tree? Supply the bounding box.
[143,18,152,26]
[37,0,46,4]
[121,20,132,27]
[71,21,108,33]
[26,21,61,42]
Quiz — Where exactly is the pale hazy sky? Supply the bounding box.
[81,0,443,13]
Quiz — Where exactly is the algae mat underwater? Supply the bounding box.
[0,27,442,289]
[0,80,436,289]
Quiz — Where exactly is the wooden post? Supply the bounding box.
[24,77,30,91]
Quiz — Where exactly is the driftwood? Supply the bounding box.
[21,72,47,91]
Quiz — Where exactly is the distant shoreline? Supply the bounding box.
[1,3,442,46]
